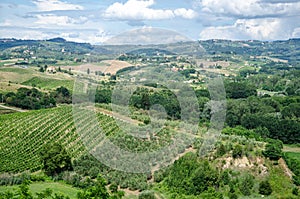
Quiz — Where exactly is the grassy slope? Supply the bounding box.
[0,66,74,92]
[0,182,79,199]
[22,76,74,91]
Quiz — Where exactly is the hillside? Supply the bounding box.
[0,38,300,199]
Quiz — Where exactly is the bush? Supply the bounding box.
[292,187,299,196]
[232,145,243,159]
[239,173,254,196]
[138,190,156,199]
[228,192,238,199]
[259,180,272,196]
[263,142,282,160]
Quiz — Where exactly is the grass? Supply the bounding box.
[284,152,300,161]
[267,160,295,198]
[0,182,80,199]
[22,76,74,91]
[0,67,31,74]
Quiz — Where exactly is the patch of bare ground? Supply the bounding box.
[222,156,268,176]
[120,188,140,196]
[0,104,27,112]
[283,145,300,153]
[62,60,133,75]
[94,106,142,125]
[278,158,293,179]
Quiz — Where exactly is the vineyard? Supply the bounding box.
[0,106,85,172]
[0,104,187,174]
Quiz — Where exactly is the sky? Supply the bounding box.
[0,0,300,44]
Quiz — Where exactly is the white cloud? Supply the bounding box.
[103,0,197,20]
[103,27,190,45]
[196,0,300,40]
[174,8,198,19]
[35,14,88,26]
[199,0,300,18]
[32,0,84,11]
[0,27,108,44]
[200,17,300,40]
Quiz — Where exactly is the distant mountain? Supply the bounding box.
[1,37,300,62]
[46,37,66,43]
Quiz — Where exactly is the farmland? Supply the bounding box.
[0,38,300,198]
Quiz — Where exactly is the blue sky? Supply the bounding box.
[0,0,300,44]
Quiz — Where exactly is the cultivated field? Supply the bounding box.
[61,60,133,75]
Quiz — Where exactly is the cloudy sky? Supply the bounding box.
[0,0,300,44]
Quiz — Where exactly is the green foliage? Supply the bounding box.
[77,175,110,199]
[259,180,272,196]
[232,145,243,159]
[4,87,56,110]
[0,180,71,199]
[215,143,226,158]
[199,187,223,199]
[51,87,71,104]
[228,192,238,199]
[283,152,300,186]
[40,143,72,176]
[292,187,299,196]
[263,142,282,160]
[225,81,257,99]
[129,87,182,119]
[138,190,156,199]
[241,113,300,144]
[164,153,220,196]
[238,173,254,196]
[109,183,118,193]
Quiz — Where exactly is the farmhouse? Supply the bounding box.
[46,66,56,73]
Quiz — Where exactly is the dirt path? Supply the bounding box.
[283,145,300,153]
[95,107,142,125]
[0,104,27,112]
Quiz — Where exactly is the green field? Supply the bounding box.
[284,152,300,161]
[0,67,32,74]
[0,182,79,199]
[22,76,74,91]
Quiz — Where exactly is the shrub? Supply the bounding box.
[232,145,243,159]
[292,187,299,196]
[263,142,282,160]
[259,180,272,196]
[138,190,156,199]
[239,173,254,196]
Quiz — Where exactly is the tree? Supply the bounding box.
[39,66,45,72]
[77,175,110,199]
[239,173,254,196]
[40,143,72,176]
[225,82,257,99]
[263,142,282,160]
[259,180,272,196]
